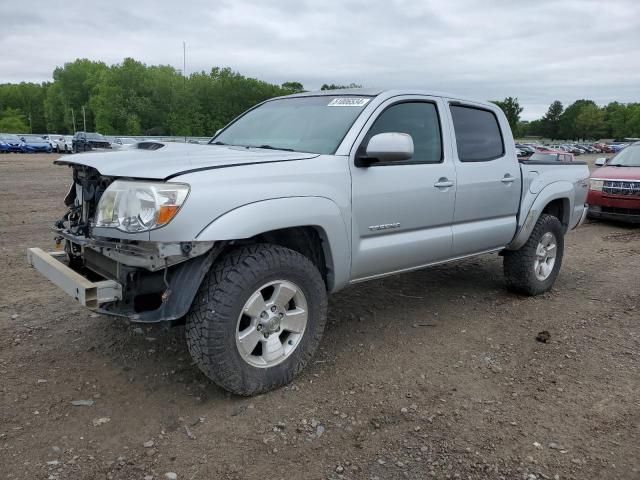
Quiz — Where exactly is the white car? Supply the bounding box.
[48,135,73,153]
[111,137,138,150]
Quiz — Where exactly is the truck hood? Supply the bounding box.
[55,142,319,179]
[592,165,640,180]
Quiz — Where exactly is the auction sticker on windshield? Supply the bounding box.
[327,97,370,107]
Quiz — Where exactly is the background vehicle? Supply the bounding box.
[0,135,14,152]
[610,143,628,153]
[110,137,138,150]
[0,134,26,153]
[588,142,640,223]
[48,135,73,153]
[515,144,535,156]
[27,89,590,396]
[529,151,575,162]
[21,135,52,153]
[72,131,111,152]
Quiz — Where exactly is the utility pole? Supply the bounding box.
[82,106,87,132]
[71,108,76,133]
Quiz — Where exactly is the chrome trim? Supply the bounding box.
[573,205,589,229]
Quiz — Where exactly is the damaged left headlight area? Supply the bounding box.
[52,164,220,322]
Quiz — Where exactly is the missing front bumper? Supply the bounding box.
[26,248,122,309]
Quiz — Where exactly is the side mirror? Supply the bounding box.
[594,157,607,167]
[356,132,414,167]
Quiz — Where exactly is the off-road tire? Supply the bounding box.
[185,244,328,396]
[503,214,564,296]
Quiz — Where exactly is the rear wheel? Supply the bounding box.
[503,214,564,296]
[185,244,328,395]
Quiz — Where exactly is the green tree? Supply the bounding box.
[574,104,605,140]
[540,100,563,140]
[559,99,597,140]
[0,107,29,132]
[320,83,362,90]
[281,82,305,93]
[44,59,108,132]
[0,82,48,132]
[628,104,640,138]
[491,97,523,136]
[604,102,640,139]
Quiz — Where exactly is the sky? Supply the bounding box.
[1,0,639,120]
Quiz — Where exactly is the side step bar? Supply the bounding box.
[26,248,122,309]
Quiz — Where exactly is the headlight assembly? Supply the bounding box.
[589,179,604,192]
[95,180,189,232]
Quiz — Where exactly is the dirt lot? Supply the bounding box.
[1,153,638,480]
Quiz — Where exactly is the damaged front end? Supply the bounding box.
[32,164,221,323]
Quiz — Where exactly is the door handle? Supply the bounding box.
[434,178,454,188]
[501,175,516,183]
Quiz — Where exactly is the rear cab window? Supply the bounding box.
[450,105,505,162]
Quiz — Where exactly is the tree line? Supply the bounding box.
[0,58,312,135]
[493,97,640,140]
[1,57,638,140]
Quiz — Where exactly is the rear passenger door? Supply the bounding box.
[447,102,522,256]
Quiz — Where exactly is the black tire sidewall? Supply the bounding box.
[223,265,323,384]
[505,214,564,295]
[531,216,564,291]
[187,245,327,394]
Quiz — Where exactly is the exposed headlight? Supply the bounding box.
[95,180,189,232]
[589,179,604,192]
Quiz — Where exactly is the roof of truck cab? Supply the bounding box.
[283,88,495,107]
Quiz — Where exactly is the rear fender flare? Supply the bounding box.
[507,182,574,250]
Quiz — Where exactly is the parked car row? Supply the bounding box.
[0,132,117,154]
[514,142,630,160]
[0,134,53,153]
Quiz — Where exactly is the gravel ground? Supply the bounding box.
[0,153,638,480]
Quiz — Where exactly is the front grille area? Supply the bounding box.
[601,206,640,216]
[603,180,640,196]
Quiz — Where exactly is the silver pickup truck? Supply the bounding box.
[28,89,589,395]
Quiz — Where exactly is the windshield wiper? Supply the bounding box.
[253,144,295,152]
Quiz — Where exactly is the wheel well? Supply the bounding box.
[542,199,569,230]
[243,226,331,289]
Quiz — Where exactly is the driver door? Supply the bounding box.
[349,96,456,281]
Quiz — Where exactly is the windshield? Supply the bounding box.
[608,145,640,166]
[86,133,106,140]
[1,134,21,142]
[211,96,372,154]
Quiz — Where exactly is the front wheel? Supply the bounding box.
[185,244,328,395]
[503,214,564,296]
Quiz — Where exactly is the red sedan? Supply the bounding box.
[588,142,640,223]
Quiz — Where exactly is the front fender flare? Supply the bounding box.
[507,181,574,251]
[196,196,351,292]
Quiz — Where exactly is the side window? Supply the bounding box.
[450,105,504,162]
[365,102,442,164]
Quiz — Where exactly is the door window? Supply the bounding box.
[364,102,442,164]
[450,105,504,162]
